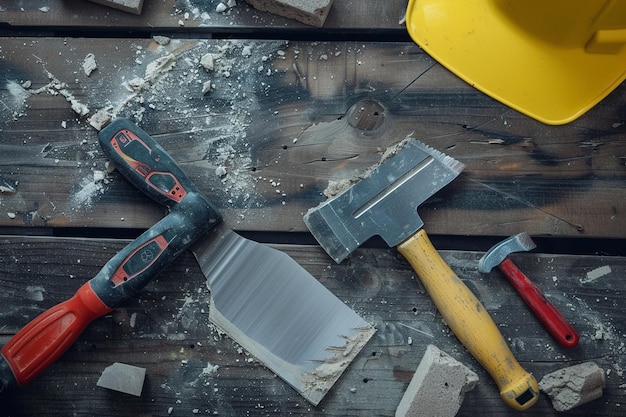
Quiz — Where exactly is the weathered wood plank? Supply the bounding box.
[1,38,625,240]
[0,0,409,32]
[0,235,624,416]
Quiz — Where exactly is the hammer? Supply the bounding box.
[478,233,579,348]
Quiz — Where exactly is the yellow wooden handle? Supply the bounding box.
[397,229,539,410]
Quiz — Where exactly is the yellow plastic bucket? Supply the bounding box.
[406,0,626,124]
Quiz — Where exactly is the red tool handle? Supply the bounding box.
[498,257,579,348]
[0,282,113,387]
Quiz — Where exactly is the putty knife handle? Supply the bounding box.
[397,229,539,410]
[98,118,220,216]
[0,203,216,391]
[498,258,579,348]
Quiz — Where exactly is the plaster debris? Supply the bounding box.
[202,80,212,95]
[582,265,612,283]
[245,0,333,27]
[88,106,114,131]
[216,2,228,13]
[395,345,478,417]
[144,54,176,83]
[97,362,146,396]
[200,53,215,71]
[0,182,16,194]
[202,362,219,375]
[83,53,98,77]
[153,35,171,45]
[539,362,605,412]
[87,0,144,15]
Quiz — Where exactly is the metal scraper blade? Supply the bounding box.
[304,140,465,263]
[192,223,375,405]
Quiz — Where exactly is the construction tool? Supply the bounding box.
[304,140,539,410]
[0,118,375,406]
[478,233,579,349]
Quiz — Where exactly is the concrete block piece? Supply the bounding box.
[396,345,479,417]
[87,0,145,15]
[245,0,333,27]
[539,362,605,412]
[97,362,146,396]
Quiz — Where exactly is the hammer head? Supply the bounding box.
[304,140,464,263]
[478,233,536,273]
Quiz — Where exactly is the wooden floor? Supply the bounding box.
[1,1,625,416]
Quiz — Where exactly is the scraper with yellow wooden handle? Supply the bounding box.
[304,140,539,410]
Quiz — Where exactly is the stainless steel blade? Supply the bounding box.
[191,223,375,405]
[304,140,465,263]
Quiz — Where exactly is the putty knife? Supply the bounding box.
[0,118,374,406]
[304,140,539,410]
[98,118,376,405]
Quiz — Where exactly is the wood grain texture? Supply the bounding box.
[0,0,409,31]
[1,6,625,416]
[0,236,624,416]
[1,38,624,239]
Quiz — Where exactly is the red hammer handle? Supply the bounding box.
[498,257,579,348]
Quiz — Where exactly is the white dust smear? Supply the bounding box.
[3,80,31,119]
[69,170,106,210]
[6,37,290,215]
[84,39,289,211]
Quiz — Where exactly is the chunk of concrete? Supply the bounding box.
[395,345,479,417]
[245,0,333,27]
[87,0,144,15]
[97,362,146,396]
[539,362,605,412]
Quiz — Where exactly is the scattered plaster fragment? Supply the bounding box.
[153,35,170,46]
[39,6,50,12]
[144,54,176,83]
[126,77,146,92]
[0,183,16,194]
[215,166,227,177]
[242,45,253,57]
[97,362,146,396]
[539,362,605,412]
[202,362,219,375]
[83,53,98,77]
[227,0,237,7]
[70,97,89,116]
[323,178,358,198]
[21,80,32,89]
[216,2,228,12]
[582,265,612,284]
[129,312,137,328]
[7,212,16,219]
[200,53,215,71]
[88,107,114,131]
[202,80,212,95]
[245,0,333,27]
[167,407,174,415]
[396,345,478,417]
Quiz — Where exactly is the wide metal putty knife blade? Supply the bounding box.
[192,223,376,406]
